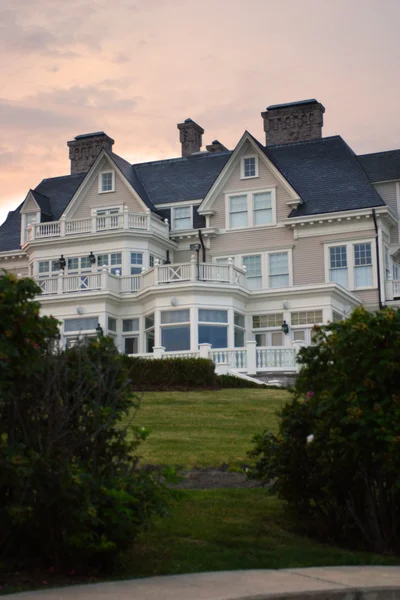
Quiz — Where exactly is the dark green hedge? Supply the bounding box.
[123,356,218,390]
[217,374,268,388]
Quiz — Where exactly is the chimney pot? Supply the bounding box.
[177,118,204,157]
[67,131,115,174]
[261,99,325,146]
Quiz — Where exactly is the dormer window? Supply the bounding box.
[99,170,115,193]
[241,156,258,179]
[172,206,192,230]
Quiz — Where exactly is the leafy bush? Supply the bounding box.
[249,307,400,555]
[123,356,217,390]
[0,273,169,572]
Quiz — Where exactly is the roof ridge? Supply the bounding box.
[267,135,342,150]
[359,148,400,158]
[134,150,232,169]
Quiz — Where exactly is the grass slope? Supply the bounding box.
[133,389,289,468]
[129,489,399,575]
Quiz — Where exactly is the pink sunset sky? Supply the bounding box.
[1,0,400,225]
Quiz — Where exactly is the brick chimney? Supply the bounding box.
[206,139,228,153]
[177,118,204,157]
[67,131,115,174]
[261,99,325,146]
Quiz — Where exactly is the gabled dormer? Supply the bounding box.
[20,189,52,245]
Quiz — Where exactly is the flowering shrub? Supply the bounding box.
[0,273,169,571]
[249,307,400,555]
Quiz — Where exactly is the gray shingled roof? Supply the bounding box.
[134,151,232,205]
[31,190,52,216]
[110,152,155,210]
[0,204,23,252]
[358,149,400,183]
[264,136,385,217]
[34,173,86,220]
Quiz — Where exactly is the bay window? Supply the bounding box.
[161,309,190,351]
[198,309,228,348]
[130,252,143,274]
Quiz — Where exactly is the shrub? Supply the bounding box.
[0,273,169,572]
[249,307,400,555]
[123,356,217,390]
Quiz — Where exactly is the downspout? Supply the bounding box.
[198,229,206,263]
[372,209,384,309]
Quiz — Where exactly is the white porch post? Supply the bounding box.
[154,309,161,347]
[190,255,197,281]
[123,205,129,229]
[57,269,64,295]
[101,265,109,290]
[227,308,235,348]
[60,215,66,237]
[190,307,198,351]
[246,340,257,375]
[199,343,212,359]
[386,272,394,301]
[91,214,97,233]
[228,257,234,284]
[146,208,151,231]
[154,258,160,284]
[153,346,165,359]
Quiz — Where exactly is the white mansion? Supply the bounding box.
[1,99,399,375]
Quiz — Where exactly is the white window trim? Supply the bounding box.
[213,249,293,290]
[224,189,277,231]
[91,204,123,216]
[324,239,376,291]
[171,205,193,231]
[98,170,115,194]
[240,155,259,180]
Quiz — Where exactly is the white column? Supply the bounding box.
[91,214,97,233]
[123,205,129,229]
[190,306,198,351]
[146,208,151,231]
[227,308,235,348]
[246,340,257,375]
[60,215,66,236]
[190,255,197,281]
[101,265,108,290]
[199,343,212,359]
[154,309,161,347]
[57,269,64,295]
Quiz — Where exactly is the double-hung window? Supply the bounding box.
[354,243,372,288]
[173,206,192,230]
[234,313,245,347]
[122,318,140,354]
[161,309,191,351]
[38,260,59,278]
[242,157,257,178]
[253,192,272,226]
[242,255,262,290]
[131,252,143,274]
[145,314,155,353]
[99,171,115,193]
[229,195,248,228]
[269,252,289,288]
[198,309,228,349]
[329,246,348,287]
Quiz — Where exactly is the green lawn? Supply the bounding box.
[132,389,290,468]
[127,489,399,575]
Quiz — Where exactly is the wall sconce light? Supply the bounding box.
[96,323,103,337]
[89,251,96,265]
[282,320,289,335]
[58,254,66,270]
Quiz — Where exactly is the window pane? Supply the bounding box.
[243,255,261,276]
[149,255,155,267]
[234,313,245,328]
[175,207,191,218]
[229,195,248,228]
[271,331,284,346]
[68,257,79,270]
[355,265,373,287]
[162,325,190,351]
[123,318,139,332]
[354,243,372,266]
[97,254,109,266]
[330,268,348,288]
[244,157,256,177]
[269,253,288,275]
[111,253,122,265]
[291,311,323,325]
[146,329,155,353]
[253,192,272,226]
[330,246,347,268]
[161,309,190,324]
[198,325,228,348]
[131,267,142,275]
[293,330,306,341]
[131,252,143,265]
[198,309,228,323]
[101,172,113,191]
[269,274,289,288]
[252,313,283,328]
[124,337,138,354]
[173,207,191,230]
[108,317,117,332]
[81,256,91,269]
[64,317,98,332]
[255,333,266,346]
[234,328,245,347]
[145,314,154,329]
[39,261,49,273]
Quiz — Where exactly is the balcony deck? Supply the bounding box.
[36,260,248,296]
[27,209,169,241]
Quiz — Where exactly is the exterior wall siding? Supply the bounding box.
[374,182,399,243]
[69,157,146,219]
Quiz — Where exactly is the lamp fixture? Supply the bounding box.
[58,254,66,270]
[96,323,104,337]
[89,251,96,265]
[281,320,289,335]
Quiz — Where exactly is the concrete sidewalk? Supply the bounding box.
[8,567,400,599]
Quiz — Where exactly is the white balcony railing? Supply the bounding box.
[36,259,248,296]
[133,342,298,374]
[28,208,168,241]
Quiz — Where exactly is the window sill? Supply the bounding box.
[226,223,277,232]
[240,175,259,180]
[98,189,116,194]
